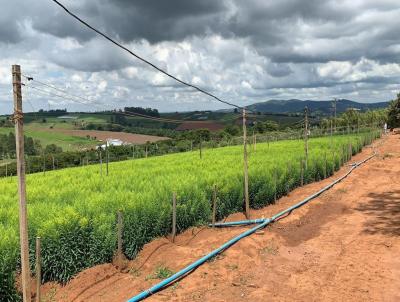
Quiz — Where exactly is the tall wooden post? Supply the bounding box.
[274,166,277,202]
[117,210,123,268]
[35,237,41,302]
[99,148,103,176]
[304,107,309,169]
[172,192,177,242]
[243,108,250,219]
[300,159,304,186]
[12,64,32,302]
[42,152,46,176]
[333,98,337,133]
[212,185,217,227]
[106,143,109,176]
[199,140,202,159]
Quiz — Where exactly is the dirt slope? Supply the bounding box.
[41,133,400,302]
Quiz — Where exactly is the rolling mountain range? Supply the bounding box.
[246,99,389,115]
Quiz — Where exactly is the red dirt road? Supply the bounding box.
[41,133,400,302]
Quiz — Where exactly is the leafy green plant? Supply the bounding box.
[0,130,381,300]
[146,265,174,280]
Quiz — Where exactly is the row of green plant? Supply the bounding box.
[0,125,373,178]
[0,130,380,301]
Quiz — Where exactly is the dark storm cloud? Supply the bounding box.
[0,0,399,115]
[4,0,400,65]
[29,0,227,44]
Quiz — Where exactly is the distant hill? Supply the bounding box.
[247,99,389,115]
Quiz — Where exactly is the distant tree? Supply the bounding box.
[263,121,279,131]
[45,144,63,154]
[124,106,160,117]
[388,93,400,128]
[224,125,240,136]
[24,136,36,155]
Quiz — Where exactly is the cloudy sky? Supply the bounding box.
[1,0,399,114]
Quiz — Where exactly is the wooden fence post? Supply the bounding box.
[35,237,41,302]
[117,210,123,268]
[199,140,202,159]
[172,192,177,242]
[300,159,304,186]
[12,64,32,302]
[274,167,278,203]
[42,152,46,176]
[304,107,309,169]
[212,185,217,227]
[242,108,250,219]
[349,143,352,160]
[99,148,103,176]
[106,144,109,176]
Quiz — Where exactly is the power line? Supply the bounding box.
[26,82,226,124]
[22,75,106,108]
[50,0,249,112]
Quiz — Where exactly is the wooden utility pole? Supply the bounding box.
[243,108,250,219]
[304,106,309,169]
[12,64,32,302]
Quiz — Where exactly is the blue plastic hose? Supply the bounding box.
[212,154,375,227]
[127,218,271,302]
[126,153,375,302]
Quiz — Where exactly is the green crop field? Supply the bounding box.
[0,131,380,300]
[0,126,97,151]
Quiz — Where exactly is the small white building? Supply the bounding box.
[96,138,124,149]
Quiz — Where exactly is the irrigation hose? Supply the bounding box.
[126,152,375,302]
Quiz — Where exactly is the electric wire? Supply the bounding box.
[26,83,225,124]
[50,0,251,112]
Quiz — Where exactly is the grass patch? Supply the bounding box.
[146,265,175,280]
